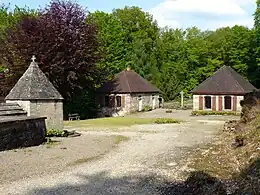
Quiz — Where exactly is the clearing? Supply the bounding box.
[0,109,238,195]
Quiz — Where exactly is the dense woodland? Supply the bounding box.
[0,0,260,118]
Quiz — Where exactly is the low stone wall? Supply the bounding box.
[0,117,47,151]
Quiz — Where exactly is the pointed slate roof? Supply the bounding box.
[5,56,63,100]
[98,67,160,94]
[191,65,257,95]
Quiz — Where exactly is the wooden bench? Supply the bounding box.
[68,113,80,121]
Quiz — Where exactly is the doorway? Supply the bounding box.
[138,96,143,112]
[152,96,156,110]
[224,96,232,110]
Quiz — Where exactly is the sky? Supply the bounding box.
[0,0,256,30]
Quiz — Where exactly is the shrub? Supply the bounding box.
[46,129,69,137]
[142,105,152,112]
[154,118,181,124]
[191,110,240,116]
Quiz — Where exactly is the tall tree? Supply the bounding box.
[112,6,160,79]
[253,0,260,87]
[87,11,127,76]
[0,0,101,100]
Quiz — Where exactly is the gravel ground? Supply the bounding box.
[0,134,120,185]
[0,110,238,195]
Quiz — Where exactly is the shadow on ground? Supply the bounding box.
[27,159,260,195]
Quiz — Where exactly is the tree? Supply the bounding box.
[87,11,127,76]
[112,6,160,79]
[0,0,102,100]
[253,0,260,88]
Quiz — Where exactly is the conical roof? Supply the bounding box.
[98,67,160,94]
[5,56,63,100]
[191,65,257,95]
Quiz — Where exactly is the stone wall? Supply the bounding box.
[0,117,46,151]
[100,94,131,117]
[30,100,63,130]
[131,93,160,111]
[193,94,243,112]
[98,93,160,117]
[7,100,64,130]
[6,100,63,130]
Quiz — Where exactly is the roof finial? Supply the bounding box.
[31,55,36,62]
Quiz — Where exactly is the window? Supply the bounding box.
[224,96,232,110]
[204,96,212,109]
[116,96,121,107]
[104,96,109,107]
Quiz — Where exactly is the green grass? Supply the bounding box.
[154,118,181,124]
[114,135,130,145]
[64,117,182,128]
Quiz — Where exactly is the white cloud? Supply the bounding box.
[149,0,255,30]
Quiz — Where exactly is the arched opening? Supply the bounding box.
[204,96,211,109]
[224,96,232,110]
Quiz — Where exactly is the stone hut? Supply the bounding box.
[5,56,64,130]
[97,67,162,117]
[191,65,257,112]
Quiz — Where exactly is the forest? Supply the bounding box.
[0,0,260,118]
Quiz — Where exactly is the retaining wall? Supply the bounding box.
[0,117,46,151]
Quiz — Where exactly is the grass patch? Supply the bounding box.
[65,117,155,128]
[114,135,130,145]
[191,110,240,116]
[154,118,181,124]
[64,117,182,128]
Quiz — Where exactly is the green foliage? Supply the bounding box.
[64,89,99,120]
[142,105,152,112]
[46,129,68,137]
[191,111,240,116]
[154,118,181,124]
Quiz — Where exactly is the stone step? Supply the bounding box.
[0,110,27,116]
[0,105,24,111]
[0,103,19,107]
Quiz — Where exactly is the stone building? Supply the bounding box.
[5,56,64,130]
[191,65,257,112]
[97,67,162,117]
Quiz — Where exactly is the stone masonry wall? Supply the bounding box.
[30,100,63,130]
[131,93,160,111]
[7,100,64,130]
[0,117,46,151]
[99,93,160,117]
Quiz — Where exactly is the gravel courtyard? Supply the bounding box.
[0,109,238,195]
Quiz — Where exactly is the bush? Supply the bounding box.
[46,129,69,137]
[154,118,181,124]
[191,110,240,116]
[142,105,152,112]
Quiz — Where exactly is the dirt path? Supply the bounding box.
[0,112,233,195]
